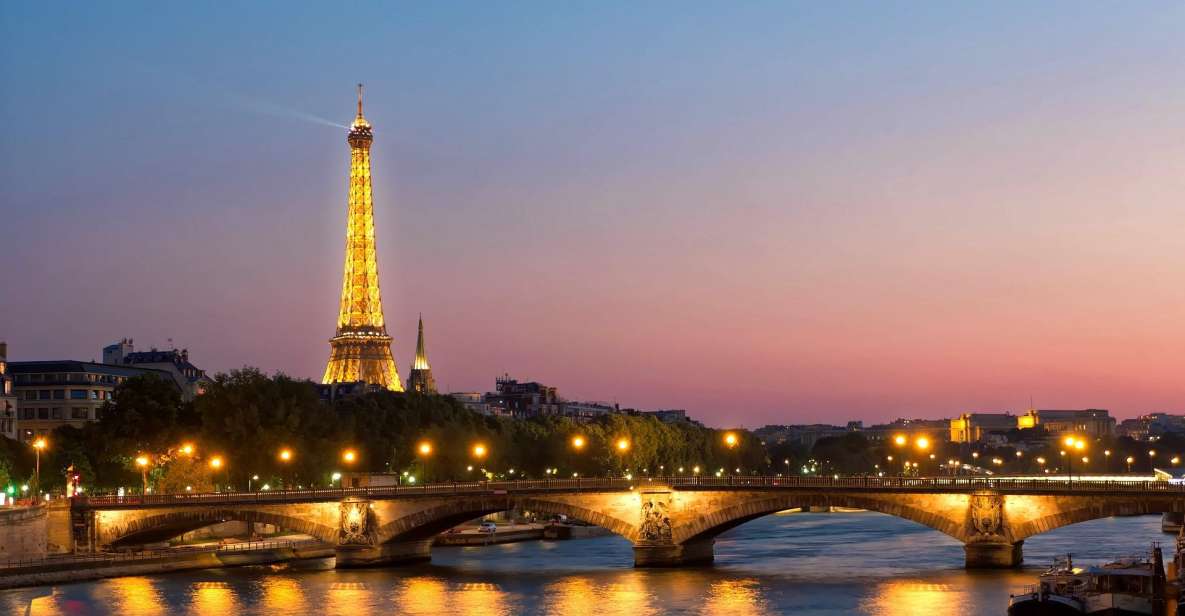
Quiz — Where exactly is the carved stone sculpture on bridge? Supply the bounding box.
[339,499,375,546]
[638,496,673,545]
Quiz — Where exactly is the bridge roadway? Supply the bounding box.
[68,476,1185,569]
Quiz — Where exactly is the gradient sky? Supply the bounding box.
[2,2,1182,427]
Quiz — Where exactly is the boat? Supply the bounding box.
[1008,545,1167,616]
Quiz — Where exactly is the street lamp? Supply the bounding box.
[1126,456,1134,473]
[179,443,195,456]
[209,455,225,491]
[915,436,930,451]
[135,455,150,495]
[342,449,357,464]
[278,448,293,489]
[571,436,585,451]
[723,432,739,448]
[616,438,630,453]
[471,443,488,460]
[32,437,47,499]
[894,434,907,447]
[417,441,433,482]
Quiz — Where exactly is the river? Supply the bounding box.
[0,511,1168,615]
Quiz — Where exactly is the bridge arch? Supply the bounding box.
[100,507,339,547]
[372,496,639,544]
[674,493,967,545]
[1009,497,1184,542]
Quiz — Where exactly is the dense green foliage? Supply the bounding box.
[4,368,768,493]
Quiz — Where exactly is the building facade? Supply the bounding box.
[0,342,17,440]
[949,413,1020,443]
[103,339,210,401]
[8,361,176,442]
[1020,409,1115,438]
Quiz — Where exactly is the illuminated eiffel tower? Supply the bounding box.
[322,84,403,391]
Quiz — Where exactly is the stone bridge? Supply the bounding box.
[67,476,1185,568]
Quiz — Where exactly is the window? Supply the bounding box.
[37,408,48,419]
[71,408,89,420]
[53,390,65,400]
[69,390,87,400]
[93,407,103,420]
[20,408,34,420]
[50,408,61,419]
[25,391,37,401]
[90,390,99,400]
[39,390,50,400]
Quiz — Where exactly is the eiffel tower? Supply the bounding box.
[322,84,403,391]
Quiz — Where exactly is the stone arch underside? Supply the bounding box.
[373,496,639,544]
[674,493,968,545]
[1009,496,1185,542]
[103,508,338,547]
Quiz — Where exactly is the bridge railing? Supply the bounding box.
[71,474,1185,507]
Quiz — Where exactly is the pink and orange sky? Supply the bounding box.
[2,3,1182,427]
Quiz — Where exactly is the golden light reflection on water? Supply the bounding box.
[102,576,166,616]
[325,581,374,616]
[393,577,449,615]
[861,580,969,616]
[541,574,659,616]
[260,577,307,614]
[702,578,769,615]
[453,582,510,616]
[189,581,238,616]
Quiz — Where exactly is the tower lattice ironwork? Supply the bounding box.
[407,314,437,393]
[322,84,403,391]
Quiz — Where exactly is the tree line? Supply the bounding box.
[1,368,769,494]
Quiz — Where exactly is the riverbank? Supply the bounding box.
[0,540,331,590]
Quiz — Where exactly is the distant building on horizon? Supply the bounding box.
[1020,409,1114,438]
[949,412,1020,443]
[103,338,210,401]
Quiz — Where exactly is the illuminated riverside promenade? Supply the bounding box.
[65,475,1185,569]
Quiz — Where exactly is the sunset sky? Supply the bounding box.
[2,2,1182,427]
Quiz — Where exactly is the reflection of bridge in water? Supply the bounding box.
[67,476,1185,568]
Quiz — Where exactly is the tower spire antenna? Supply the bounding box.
[357,83,364,118]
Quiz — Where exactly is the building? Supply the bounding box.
[103,339,210,401]
[0,342,17,440]
[949,413,1019,443]
[322,85,403,391]
[862,418,950,443]
[484,375,560,418]
[754,424,855,449]
[406,316,437,394]
[8,360,176,443]
[563,401,617,420]
[1020,409,1115,438]
[1117,413,1185,441]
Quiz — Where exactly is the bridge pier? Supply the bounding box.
[633,539,714,567]
[335,539,433,568]
[964,540,1023,568]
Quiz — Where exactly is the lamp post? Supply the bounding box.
[278,448,293,489]
[32,437,47,500]
[416,441,432,482]
[135,455,150,495]
[209,456,225,492]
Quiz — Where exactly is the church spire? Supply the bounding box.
[407,314,438,393]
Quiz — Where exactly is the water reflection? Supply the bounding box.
[702,578,769,615]
[861,580,969,616]
[190,581,238,615]
[101,576,165,616]
[394,577,449,615]
[260,577,307,614]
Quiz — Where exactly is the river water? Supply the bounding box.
[1,512,1168,615]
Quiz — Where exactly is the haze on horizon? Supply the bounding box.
[1,2,1182,428]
